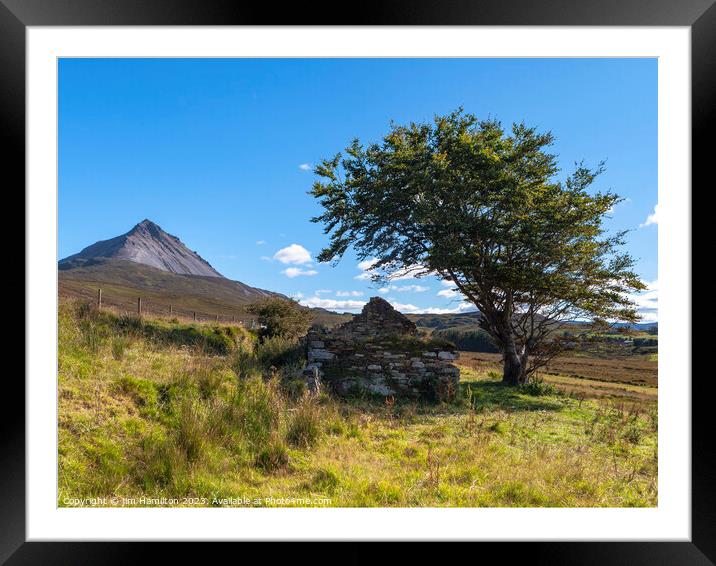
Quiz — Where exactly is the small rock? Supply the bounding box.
[438,351,457,360]
[309,349,335,362]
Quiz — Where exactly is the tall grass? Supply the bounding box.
[59,301,337,499]
[58,300,657,507]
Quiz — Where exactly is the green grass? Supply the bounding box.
[58,301,657,508]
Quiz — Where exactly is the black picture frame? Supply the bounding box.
[6,0,707,562]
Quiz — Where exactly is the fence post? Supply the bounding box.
[215,314,219,323]
[97,288,102,310]
[169,305,173,317]
[193,311,197,322]
[137,297,142,316]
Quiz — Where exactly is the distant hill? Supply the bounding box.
[407,312,657,333]
[60,219,223,277]
[59,258,280,319]
[407,311,483,332]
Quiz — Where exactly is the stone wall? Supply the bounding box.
[303,297,460,399]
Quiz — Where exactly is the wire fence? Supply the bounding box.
[74,287,260,328]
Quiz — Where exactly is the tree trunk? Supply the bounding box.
[502,346,529,386]
[481,313,529,386]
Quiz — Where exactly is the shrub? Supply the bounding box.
[247,297,312,340]
[256,335,304,369]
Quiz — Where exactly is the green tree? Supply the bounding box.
[310,109,645,385]
[247,297,312,341]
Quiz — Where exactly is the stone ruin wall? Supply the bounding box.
[303,297,460,399]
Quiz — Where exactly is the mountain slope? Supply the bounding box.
[60,219,222,277]
[59,259,279,317]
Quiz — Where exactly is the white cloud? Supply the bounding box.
[336,290,364,297]
[298,163,312,171]
[421,302,477,315]
[300,296,367,312]
[357,258,379,271]
[260,256,272,261]
[256,240,266,245]
[355,258,379,280]
[385,300,422,314]
[401,284,429,292]
[282,267,318,278]
[437,288,459,298]
[386,299,476,315]
[315,289,332,295]
[640,204,659,228]
[273,244,312,265]
[626,279,658,322]
[437,280,459,297]
[378,284,429,293]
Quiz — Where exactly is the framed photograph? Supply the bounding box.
[9,0,708,562]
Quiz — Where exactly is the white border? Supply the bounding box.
[27,27,691,541]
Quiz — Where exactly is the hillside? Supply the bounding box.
[59,259,351,327]
[59,258,278,319]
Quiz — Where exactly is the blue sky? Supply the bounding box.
[58,58,658,320]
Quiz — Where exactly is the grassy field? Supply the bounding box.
[458,352,657,404]
[58,302,657,508]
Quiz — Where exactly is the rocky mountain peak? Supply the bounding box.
[59,219,223,278]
